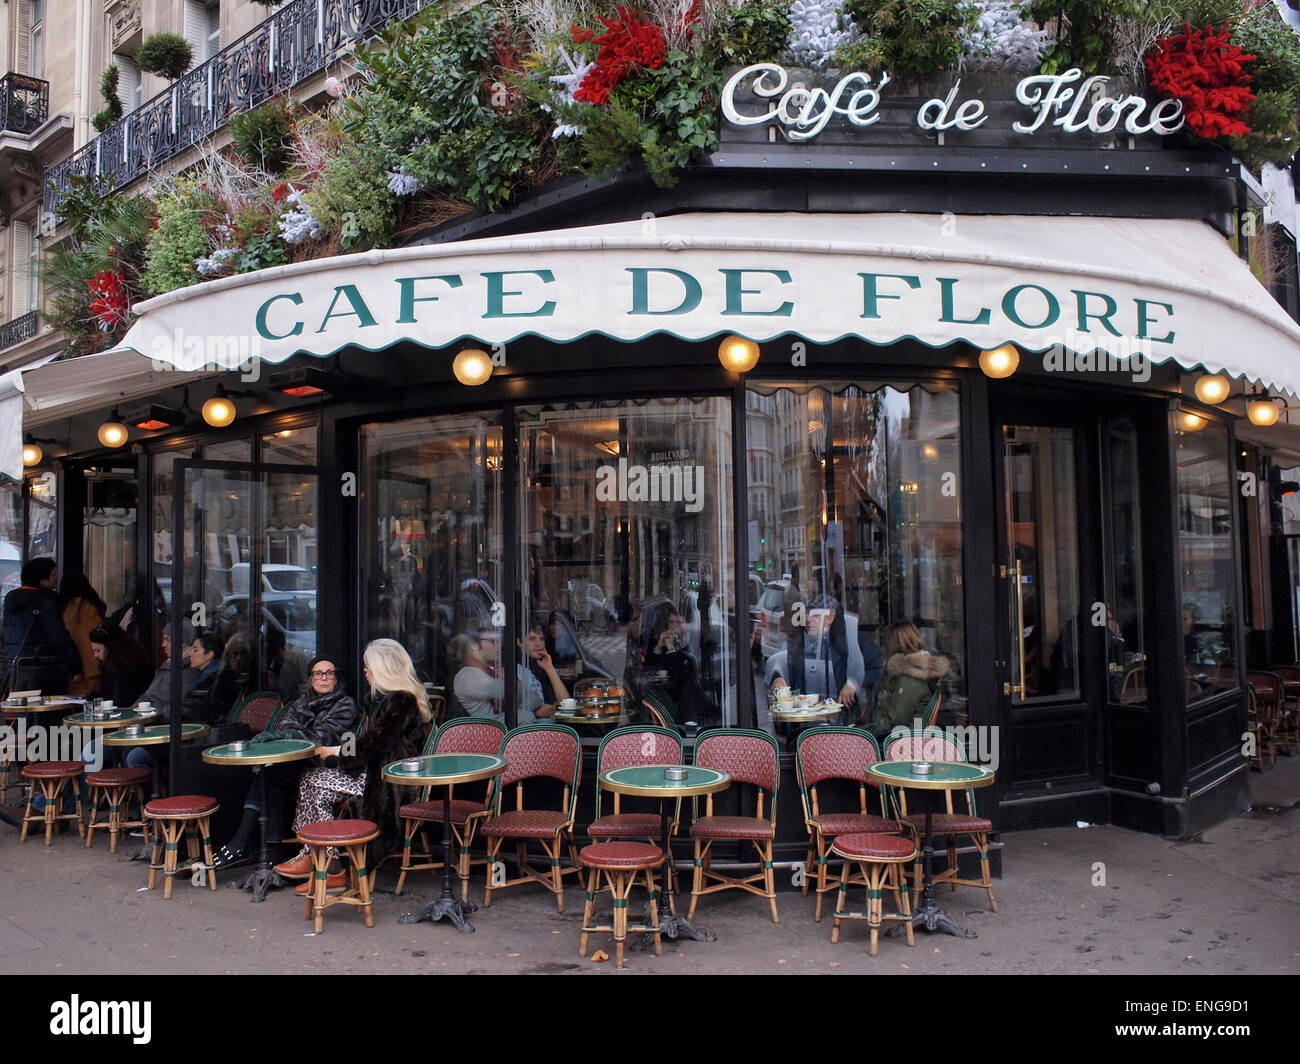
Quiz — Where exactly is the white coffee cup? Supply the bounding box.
[102,700,115,710]
[774,685,791,699]
[137,702,153,712]
[777,698,794,711]
[559,698,578,711]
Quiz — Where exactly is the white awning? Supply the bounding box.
[1,350,211,481]
[104,211,1300,397]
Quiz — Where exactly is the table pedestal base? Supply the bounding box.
[399,895,478,933]
[234,865,284,903]
[910,899,977,938]
[636,906,715,944]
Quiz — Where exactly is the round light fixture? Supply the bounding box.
[718,335,760,373]
[1177,410,1208,433]
[202,394,237,428]
[979,343,1020,379]
[452,348,492,387]
[1247,395,1281,427]
[1193,374,1231,405]
[324,76,344,98]
[96,418,128,448]
[21,440,42,466]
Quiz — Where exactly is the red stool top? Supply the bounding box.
[145,795,218,818]
[85,767,151,786]
[831,832,917,861]
[21,761,84,778]
[579,841,664,869]
[298,819,379,845]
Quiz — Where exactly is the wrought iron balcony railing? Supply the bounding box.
[44,0,434,220]
[1,73,49,136]
[0,310,40,351]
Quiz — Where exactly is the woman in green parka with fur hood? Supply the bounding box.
[867,621,949,741]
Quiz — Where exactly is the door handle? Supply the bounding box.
[1010,559,1027,700]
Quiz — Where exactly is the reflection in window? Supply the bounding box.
[0,481,21,598]
[1103,420,1147,705]
[361,415,504,713]
[83,467,137,614]
[1175,413,1237,699]
[519,398,734,730]
[26,469,56,559]
[747,383,964,735]
[151,451,188,616]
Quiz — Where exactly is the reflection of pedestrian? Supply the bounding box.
[783,563,805,692]
[1183,603,1201,663]
[869,622,949,740]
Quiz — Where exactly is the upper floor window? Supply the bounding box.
[19,0,44,77]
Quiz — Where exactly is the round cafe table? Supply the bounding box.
[0,699,86,827]
[105,723,211,860]
[598,764,729,943]
[865,760,994,939]
[203,739,318,902]
[63,708,150,730]
[383,753,506,933]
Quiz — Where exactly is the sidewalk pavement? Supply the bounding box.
[1,756,1295,976]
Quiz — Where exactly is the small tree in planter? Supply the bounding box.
[137,32,194,81]
[93,65,124,132]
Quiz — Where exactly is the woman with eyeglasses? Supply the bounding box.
[210,656,359,871]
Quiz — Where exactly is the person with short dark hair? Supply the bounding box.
[182,630,227,724]
[89,625,154,708]
[3,557,81,693]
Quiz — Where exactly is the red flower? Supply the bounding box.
[571,6,668,105]
[1146,23,1256,141]
[272,182,288,204]
[87,270,129,332]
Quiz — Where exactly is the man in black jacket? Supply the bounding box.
[3,558,81,694]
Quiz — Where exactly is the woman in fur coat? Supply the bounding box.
[868,621,949,741]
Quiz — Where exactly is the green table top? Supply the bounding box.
[866,761,994,789]
[382,753,506,785]
[103,723,210,746]
[203,738,318,765]
[600,765,729,797]
[64,709,150,728]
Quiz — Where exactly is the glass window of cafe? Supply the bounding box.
[1,480,21,595]
[1174,411,1237,700]
[360,414,504,714]
[518,397,735,730]
[746,383,965,736]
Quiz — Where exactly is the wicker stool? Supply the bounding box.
[830,832,918,957]
[20,761,85,845]
[85,767,150,853]
[297,819,378,933]
[578,841,663,969]
[144,795,219,899]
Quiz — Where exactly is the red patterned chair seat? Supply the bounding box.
[85,767,151,787]
[298,819,379,845]
[904,813,992,834]
[690,815,775,841]
[831,832,917,861]
[816,812,901,836]
[483,809,569,838]
[588,812,662,838]
[579,841,663,869]
[144,795,218,818]
[399,799,482,825]
[22,761,84,778]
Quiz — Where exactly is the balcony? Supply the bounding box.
[1,74,49,135]
[44,0,435,219]
[0,310,39,352]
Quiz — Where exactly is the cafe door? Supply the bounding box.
[171,459,320,733]
[991,407,1111,818]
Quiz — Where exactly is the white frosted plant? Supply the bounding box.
[961,0,1048,74]
[277,185,324,244]
[788,0,858,70]
[195,246,240,277]
[544,46,594,139]
[386,167,423,196]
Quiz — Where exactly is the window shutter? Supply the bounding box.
[16,1,31,77]
[12,220,33,316]
[182,0,208,66]
[114,54,141,114]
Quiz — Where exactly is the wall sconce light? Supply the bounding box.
[979,343,1019,379]
[22,436,43,466]
[1246,389,1285,427]
[718,335,760,373]
[1193,374,1231,405]
[1176,410,1208,433]
[96,409,129,448]
[452,348,492,387]
[202,387,238,428]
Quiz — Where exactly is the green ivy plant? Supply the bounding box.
[1022,0,1145,75]
[710,0,792,67]
[838,0,977,79]
[141,177,212,296]
[303,143,396,251]
[229,102,296,175]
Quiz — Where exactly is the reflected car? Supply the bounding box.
[755,579,790,660]
[217,592,318,657]
[230,562,316,596]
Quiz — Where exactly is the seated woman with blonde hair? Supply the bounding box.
[274,638,428,887]
[867,621,949,741]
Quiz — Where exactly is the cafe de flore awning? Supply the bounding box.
[121,212,1300,391]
